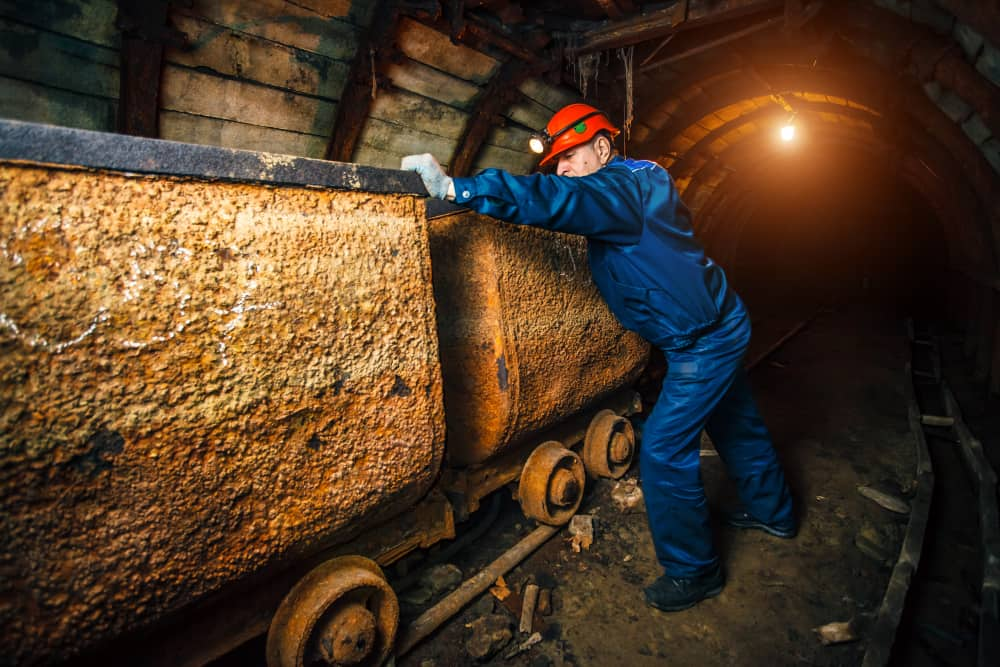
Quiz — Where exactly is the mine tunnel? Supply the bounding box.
[1,1,999,666]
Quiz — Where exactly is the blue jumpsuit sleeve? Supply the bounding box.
[451,167,643,245]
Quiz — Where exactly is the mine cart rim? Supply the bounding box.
[583,409,635,479]
[519,441,586,525]
[265,555,399,667]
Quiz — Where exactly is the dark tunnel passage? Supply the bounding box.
[702,147,951,322]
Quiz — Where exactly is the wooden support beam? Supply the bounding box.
[116,0,178,137]
[449,59,541,176]
[571,0,784,55]
[402,6,548,63]
[639,14,783,73]
[326,0,402,163]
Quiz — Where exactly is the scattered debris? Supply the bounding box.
[537,588,552,616]
[503,632,543,659]
[813,619,859,645]
[610,479,645,513]
[622,554,633,563]
[520,584,540,633]
[857,485,910,514]
[568,514,595,552]
[854,522,898,566]
[490,575,511,602]
[465,614,513,661]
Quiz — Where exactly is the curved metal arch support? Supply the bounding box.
[639,61,999,273]
[667,99,884,180]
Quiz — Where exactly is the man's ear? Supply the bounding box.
[595,135,613,165]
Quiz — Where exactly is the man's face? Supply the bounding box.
[555,139,604,177]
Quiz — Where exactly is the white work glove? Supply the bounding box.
[401,153,454,200]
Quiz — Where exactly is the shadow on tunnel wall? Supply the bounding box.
[700,148,950,323]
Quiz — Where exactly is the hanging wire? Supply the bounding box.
[617,45,635,151]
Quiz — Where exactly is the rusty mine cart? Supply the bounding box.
[0,120,648,667]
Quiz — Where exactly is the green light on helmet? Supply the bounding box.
[573,121,587,134]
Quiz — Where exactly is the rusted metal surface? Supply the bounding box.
[0,162,444,665]
[265,556,399,667]
[582,409,635,479]
[428,211,649,467]
[518,441,586,525]
[0,119,426,195]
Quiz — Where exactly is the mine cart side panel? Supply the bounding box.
[430,210,649,466]
[0,161,444,664]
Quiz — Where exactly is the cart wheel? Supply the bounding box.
[266,555,398,667]
[583,409,635,479]
[519,441,586,525]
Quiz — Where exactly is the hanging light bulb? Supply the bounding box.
[780,123,796,142]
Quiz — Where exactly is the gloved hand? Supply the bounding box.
[401,153,453,200]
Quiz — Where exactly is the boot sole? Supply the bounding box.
[644,583,724,612]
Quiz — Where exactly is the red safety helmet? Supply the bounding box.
[530,103,620,167]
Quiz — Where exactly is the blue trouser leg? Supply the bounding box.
[640,311,793,577]
[705,369,794,529]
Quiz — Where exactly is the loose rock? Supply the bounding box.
[421,563,463,595]
[568,515,595,552]
[465,614,513,661]
[610,479,645,513]
[813,620,859,645]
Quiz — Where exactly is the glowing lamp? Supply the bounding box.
[780,124,796,142]
[529,136,547,154]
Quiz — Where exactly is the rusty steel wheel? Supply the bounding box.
[266,555,399,667]
[518,441,586,525]
[583,409,635,479]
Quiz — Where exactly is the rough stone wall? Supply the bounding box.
[430,212,648,466]
[0,165,445,665]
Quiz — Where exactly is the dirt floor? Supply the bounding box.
[394,305,924,667]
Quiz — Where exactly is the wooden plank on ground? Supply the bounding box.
[159,109,327,157]
[354,116,458,168]
[384,58,481,110]
[166,13,350,100]
[368,87,469,140]
[182,0,360,61]
[160,64,337,135]
[0,0,120,48]
[0,75,115,130]
[395,16,498,85]
[0,17,119,98]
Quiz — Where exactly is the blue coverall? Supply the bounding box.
[452,156,794,578]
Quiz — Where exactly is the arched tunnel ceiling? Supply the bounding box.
[1,0,999,279]
[624,2,1000,277]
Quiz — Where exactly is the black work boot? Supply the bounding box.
[643,563,725,612]
[724,509,797,538]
